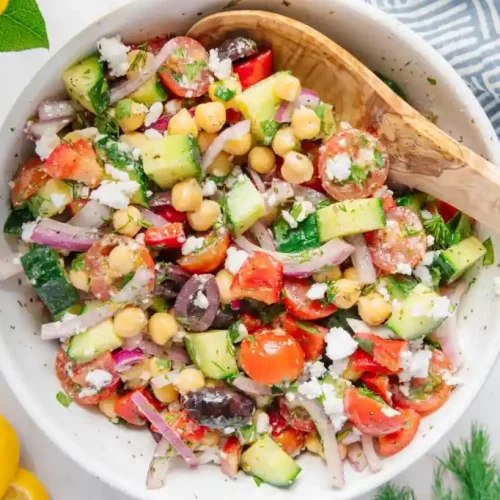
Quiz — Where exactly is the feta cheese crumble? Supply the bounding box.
[281,210,298,229]
[422,251,436,266]
[105,163,130,182]
[325,327,358,361]
[494,277,500,296]
[193,291,209,310]
[321,383,348,432]
[35,127,61,160]
[441,370,464,386]
[298,378,323,399]
[145,102,163,127]
[97,36,130,77]
[181,236,205,256]
[307,360,327,378]
[413,263,433,287]
[144,128,163,141]
[256,412,270,434]
[225,247,249,274]
[429,296,452,320]
[50,193,67,211]
[294,200,315,223]
[306,283,328,301]
[427,234,435,247]
[85,370,113,391]
[21,220,39,243]
[165,99,183,115]
[325,153,352,181]
[399,349,432,382]
[421,209,433,220]
[381,406,401,417]
[396,262,413,275]
[208,49,232,80]
[90,179,139,209]
[201,179,217,197]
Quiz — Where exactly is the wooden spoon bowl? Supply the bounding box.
[189,10,500,231]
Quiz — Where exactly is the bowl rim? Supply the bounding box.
[1,0,499,499]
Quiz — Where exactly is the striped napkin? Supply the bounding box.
[367,0,500,137]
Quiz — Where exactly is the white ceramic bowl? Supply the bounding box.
[1,1,499,499]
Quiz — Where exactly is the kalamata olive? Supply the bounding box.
[215,37,259,62]
[212,306,238,329]
[155,263,191,299]
[182,387,256,428]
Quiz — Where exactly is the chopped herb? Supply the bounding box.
[402,224,423,238]
[247,335,256,345]
[294,319,322,335]
[374,484,416,500]
[260,119,280,145]
[430,265,442,288]
[253,476,263,487]
[214,86,236,102]
[336,429,351,442]
[374,149,384,168]
[71,253,87,271]
[157,358,171,371]
[325,281,339,304]
[225,372,241,384]
[361,282,378,296]
[348,164,368,187]
[288,381,298,393]
[184,60,207,81]
[356,337,374,355]
[483,237,494,266]
[94,113,120,141]
[56,391,72,408]
[172,46,186,59]
[358,386,386,405]
[427,77,437,86]
[271,385,284,395]
[314,102,326,121]
[229,320,243,343]
[128,46,148,72]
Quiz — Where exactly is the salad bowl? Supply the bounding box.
[0,0,499,499]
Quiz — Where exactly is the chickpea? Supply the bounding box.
[108,244,136,277]
[120,132,149,150]
[206,379,228,388]
[126,49,155,80]
[313,266,342,283]
[120,359,151,387]
[198,131,217,153]
[175,367,205,394]
[171,178,203,212]
[113,205,142,237]
[201,431,220,447]
[215,269,234,304]
[332,279,361,309]
[98,395,118,420]
[358,292,392,326]
[305,432,323,455]
[291,105,321,140]
[223,132,253,156]
[152,384,179,404]
[207,151,233,177]
[114,306,148,338]
[274,74,302,102]
[195,102,226,133]
[343,267,358,281]
[187,200,221,231]
[69,269,90,292]
[248,146,276,174]
[168,108,198,137]
[149,312,178,346]
[281,151,314,184]
[272,126,299,157]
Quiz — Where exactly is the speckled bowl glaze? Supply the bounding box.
[1,1,499,499]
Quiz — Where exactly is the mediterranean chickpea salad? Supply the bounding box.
[1,32,495,490]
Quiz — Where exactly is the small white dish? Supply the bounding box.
[0,0,499,499]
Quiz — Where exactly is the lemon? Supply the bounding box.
[0,0,9,16]
[2,469,49,500]
[0,415,20,497]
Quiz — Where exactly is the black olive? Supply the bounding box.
[215,37,259,62]
[182,387,256,428]
[212,306,238,329]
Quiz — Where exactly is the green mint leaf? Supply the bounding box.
[56,391,72,408]
[483,237,494,266]
[214,85,236,102]
[157,358,171,371]
[0,0,49,52]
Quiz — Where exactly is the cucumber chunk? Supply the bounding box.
[272,212,320,253]
[434,236,486,283]
[184,330,238,380]
[63,54,109,115]
[386,283,452,340]
[3,206,35,236]
[142,135,201,189]
[241,434,301,487]
[130,75,167,107]
[317,198,386,242]
[21,245,79,318]
[224,175,266,236]
[67,319,122,364]
[28,179,73,218]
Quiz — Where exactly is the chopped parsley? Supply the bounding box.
[56,391,72,408]
[71,253,87,271]
[483,237,494,266]
[260,119,280,145]
[374,149,384,168]
[348,164,368,187]
[214,85,236,102]
[427,77,437,86]
[157,358,171,371]
[184,60,207,81]
[253,476,263,487]
[128,45,148,72]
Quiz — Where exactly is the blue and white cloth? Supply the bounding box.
[367,0,500,137]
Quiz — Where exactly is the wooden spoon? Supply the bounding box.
[188,10,500,231]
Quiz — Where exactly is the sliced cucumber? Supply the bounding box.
[224,175,266,236]
[142,135,201,189]
[184,330,238,380]
[3,206,35,236]
[434,236,486,283]
[130,75,167,107]
[28,179,73,218]
[272,212,320,253]
[241,434,301,487]
[62,54,109,115]
[317,198,386,242]
[21,245,79,318]
[386,283,452,340]
[67,318,122,364]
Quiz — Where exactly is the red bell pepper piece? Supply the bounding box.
[349,349,395,376]
[220,436,241,479]
[233,49,273,90]
[360,373,392,404]
[355,333,408,372]
[114,388,163,426]
[154,205,187,224]
[144,223,186,249]
[282,314,327,361]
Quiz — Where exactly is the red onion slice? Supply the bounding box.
[249,221,276,251]
[263,180,294,209]
[147,438,174,490]
[38,100,75,121]
[0,253,24,281]
[298,398,344,488]
[122,334,144,350]
[112,348,145,372]
[110,39,178,104]
[275,89,321,124]
[361,435,382,473]
[201,120,250,173]
[232,376,272,396]
[345,234,377,285]
[165,346,190,366]
[235,236,354,276]
[69,200,111,228]
[296,88,321,108]
[149,192,172,207]
[340,430,361,446]
[346,443,367,472]
[346,318,395,340]
[31,219,102,251]
[276,100,295,123]
[131,391,198,467]
[25,117,73,141]
[246,168,266,193]
[292,185,327,205]
[138,207,168,227]
[149,116,172,133]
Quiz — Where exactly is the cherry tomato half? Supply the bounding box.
[282,314,327,361]
[355,333,408,372]
[344,387,405,437]
[283,277,337,320]
[144,223,186,249]
[11,156,49,207]
[348,349,395,376]
[220,436,241,479]
[272,427,305,457]
[360,373,392,405]
[115,388,163,426]
[368,206,427,274]
[377,408,421,457]
[231,251,283,305]
[177,230,230,273]
[239,329,305,385]
[318,128,389,201]
[158,36,210,98]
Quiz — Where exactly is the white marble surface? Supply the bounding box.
[0,1,499,498]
